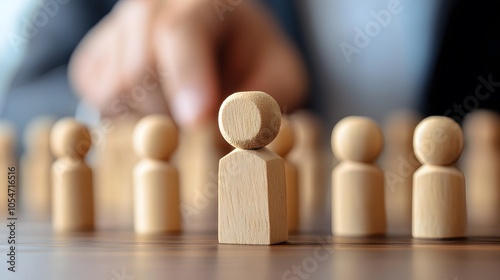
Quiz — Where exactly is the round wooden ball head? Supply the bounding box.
[267,117,295,157]
[133,115,178,160]
[219,91,281,150]
[413,116,463,165]
[51,118,91,159]
[332,116,383,162]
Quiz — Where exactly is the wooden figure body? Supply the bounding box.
[133,115,181,234]
[175,120,223,233]
[382,112,420,235]
[51,118,94,232]
[21,117,54,221]
[268,117,299,233]
[289,111,329,233]
[219,148,287,244]
[0,122,16,218]
[284,161,299,233]
[218,91,287,245]
[333,161,385,236]
[134,159,180,233]
[95,116,139,230]
[463,110,500,236]
[413,165,466,238]
[412,116,466,239]
[331,116,386,237]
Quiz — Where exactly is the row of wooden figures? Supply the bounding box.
[218,92,466,244]
[42,91,470,245]
[4,91,498,244]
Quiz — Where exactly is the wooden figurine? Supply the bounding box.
[268,116,299,233]
[382,111,420,235]
[331,116,386,236]
[218,91,287,245]
[94,116,139,230]
[51,118,94,232]
[288,111,329,233]
[21,117,55,221]
[175,120,222,233]
[412,116,466,239]
[133,115,181,234]
[0,121,16,218]
[463,110,500,236]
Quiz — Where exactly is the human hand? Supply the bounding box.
[69,0,307,128]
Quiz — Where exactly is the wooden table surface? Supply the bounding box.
[1,223,500,280]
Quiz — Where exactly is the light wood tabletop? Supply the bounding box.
[1,223,500,280]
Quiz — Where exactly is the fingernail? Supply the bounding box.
[171,89,207,128]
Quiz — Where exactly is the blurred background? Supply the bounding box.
[0,0,499,151]
[0,2,31,110]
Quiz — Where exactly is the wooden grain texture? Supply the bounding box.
[413,116,466,239]
[218,91,281,150]
[51,118,94,232]
[2,223,500,280]
[218,91,287,245]
[218,148,287,245]
[413,165,466,238]
[285,161,299,233]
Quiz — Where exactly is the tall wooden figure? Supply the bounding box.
[133,115,181,234]
[218,91,287,245]
[413,116,466,239]
[332,116,386,236]
[268,116,299,233]
[51,118,94,232]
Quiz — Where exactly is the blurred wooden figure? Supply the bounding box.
[133,115,181,234]
[382,111,420,235]
[0,121,16,218]
[21,117,55,221]
[94,116,139,230]
[268,116,299,233]
[51,118,94,232]
[463,110,500,236]
[175,120,224,233]
[218,91,287,245]
[331,116,386,237]
[413,116,466,239]
[288,111,329,233]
